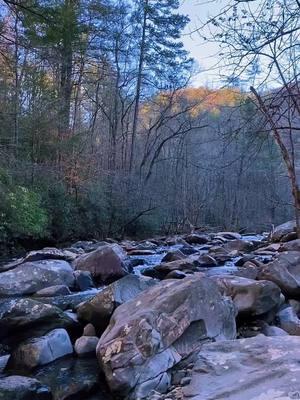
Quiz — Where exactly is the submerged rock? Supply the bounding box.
[34,356,109,400]
[0,376,51,400]
[97,274,236,399]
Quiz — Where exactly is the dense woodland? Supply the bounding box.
[0,0,298,252]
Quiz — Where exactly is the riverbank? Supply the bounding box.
[0,220,299,399]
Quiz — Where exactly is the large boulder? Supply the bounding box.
[8,329,73,370]
[183,335,300,400]
[0,298,78,345]
[0,376,51,400]
[258,251,300,298]
[271,220,297,242]
[73,244,128,283]
[212,275,281,317]
[0,260,75,296]
[96,274,236,399]
[77,275,157,332]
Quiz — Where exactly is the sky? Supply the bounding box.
[179,0,228,87]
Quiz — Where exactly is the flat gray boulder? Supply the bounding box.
[0,260,75,296]
[183,335,300,400]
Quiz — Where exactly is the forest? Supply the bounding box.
[1,1,300,400]
[0,0,298,253]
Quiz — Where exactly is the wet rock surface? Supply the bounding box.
[182,335,300,400]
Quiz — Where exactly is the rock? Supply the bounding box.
[224,239,253,253]
[74,270,95,291]
[184,234,209,245]
[34,285,71,297]
[0,298,78,345]
[165,270,187,280]
[289,299,300,313]
[277,306,300,335]
[0,354,10,373]
[73,244,128,283]
[71,240,104,252]
[258,251,300,298]
[0,376,51,400]
[97,274,236,399]
[161,250,185,263]
[212,276,281,317]
[254,243,281,255]
[75,336,98,357]
[0,260,75,296]
[279,239,300,252]
[8,329,73,370]
[216,231,242,240]
[183,335,300,400]
[135,241,158,251]
[152,259,198,279]
[22,248,75,263]
[197,254,217,267]
[261,323,289,337]
[271,220,297,242]
[234,254,256,266]
[127,249,156,256]
[83,323,97,336]
[77,275,157,332]
[236,261,258,280]
[179,245,198,255]
[34,356,106,400]
[33,289,100,311]
[208,246,232,263]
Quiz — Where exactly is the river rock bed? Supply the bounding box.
[0,220,300,399]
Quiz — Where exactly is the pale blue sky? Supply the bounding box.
[179,0,228,87]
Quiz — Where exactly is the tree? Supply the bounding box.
[205,0,300,236]
[129,0,192,171]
